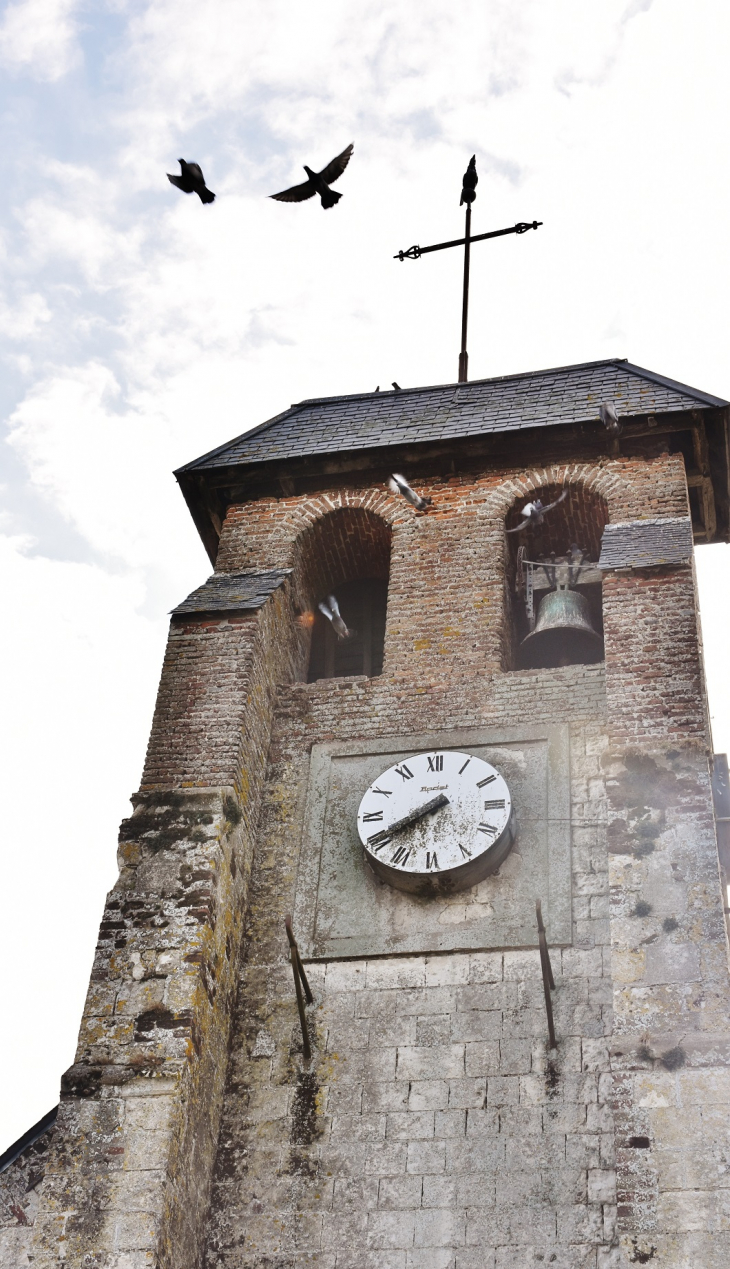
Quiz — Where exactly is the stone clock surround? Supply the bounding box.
[6,450,730,1269]
[294,724,572,958]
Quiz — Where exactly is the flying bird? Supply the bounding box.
[318,594,352,639]
[506,489,568,533]
[166,160,215,204]
[389,473,432,512]
[599,401,622,435]
[460,155,478,206]
[270,144,354,210]
[567,544,588,586]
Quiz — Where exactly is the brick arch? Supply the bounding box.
[292,503,392,608]
[491,466,611,562]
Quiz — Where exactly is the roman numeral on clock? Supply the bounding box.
[458,758,471,774]
[426,851,439,870]
[477,823,498,837]
[372,786,392,797]
[477,775,496,788]
[391,846,412,866]
[368,832,391,851]
[459,844,472,859]
[362,811,383,822]
[427,755,444,772]
[483,799,505,810]
[395,764,414,780]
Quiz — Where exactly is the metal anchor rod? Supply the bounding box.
[536,898,557,1051]
[285,914,313,1061]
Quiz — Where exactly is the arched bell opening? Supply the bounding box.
[503,483,608,671]
[293,506,392,683]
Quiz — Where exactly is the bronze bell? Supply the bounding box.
[519,586,604,669]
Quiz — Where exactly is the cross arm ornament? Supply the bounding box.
[394,220,542,262]
[393,155,542,382]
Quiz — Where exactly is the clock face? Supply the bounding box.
[356,750,514,895]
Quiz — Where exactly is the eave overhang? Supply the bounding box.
[175,359,730,564]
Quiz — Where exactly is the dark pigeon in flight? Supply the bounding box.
[270,144,354,210]
[167,160,215,204]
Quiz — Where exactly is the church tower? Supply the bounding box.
[3,358,730,1269]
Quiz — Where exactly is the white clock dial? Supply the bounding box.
[357,750,514,894]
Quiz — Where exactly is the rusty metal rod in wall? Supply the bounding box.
[285,915,313,1060]
[285,915,313,1003]
[536,899,557,1050]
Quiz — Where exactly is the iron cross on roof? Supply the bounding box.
[394,156,542,383]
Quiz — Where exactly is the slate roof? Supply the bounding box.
[178,359,728,475]
[598,518,694,570]
[0,1107,57,1174]
[172,569,291,616]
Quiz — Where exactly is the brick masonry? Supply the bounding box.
[3,446,730,1268]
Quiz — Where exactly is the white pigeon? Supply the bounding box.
[506,489,568,533]
[389,473,432,512]
[318,594,352,640]
[599,401,621,435]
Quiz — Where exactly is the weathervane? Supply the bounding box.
[395,156,542,383]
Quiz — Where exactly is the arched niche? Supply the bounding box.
[504,483,609,670]
[293,506,392,683]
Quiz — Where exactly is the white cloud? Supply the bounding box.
[0,532,167,1147]
[0,290,51,337]
[2,0,730,1151]
[0,0,82,81]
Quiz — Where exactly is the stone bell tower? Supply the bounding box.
[3,358,730,1269]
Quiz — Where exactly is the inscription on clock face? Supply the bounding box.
[356,750,514,894]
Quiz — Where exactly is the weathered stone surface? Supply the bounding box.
[294,724,572,958]
[5,443,729,1269]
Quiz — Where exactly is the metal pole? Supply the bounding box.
[285,916,313,1004]
[285,915,313,1004]
[458,203,471,383]
[536,899,557,1049]
[285,915,312,1060]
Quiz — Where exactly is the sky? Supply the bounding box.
[1,0,730,1152]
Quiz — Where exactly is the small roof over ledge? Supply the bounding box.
[175,357,730,563]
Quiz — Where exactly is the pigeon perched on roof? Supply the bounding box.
[392,382,401,391]
[318,594,353,639]
[460,155,478,206]
[270,144,354,210]
[506,489,568,533]
[389,473,432,512]
[167,160,215,204]
[599,401,622,435]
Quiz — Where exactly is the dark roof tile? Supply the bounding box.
[172,570,291,616]
[598,518,694,570]
[178,359,727,476]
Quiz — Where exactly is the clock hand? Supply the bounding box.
[386,793,450,836]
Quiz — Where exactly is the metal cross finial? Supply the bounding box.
[394,156,542,382]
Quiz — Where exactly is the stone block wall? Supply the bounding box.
[203,695,614,1269]
[6,443,730,1268]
